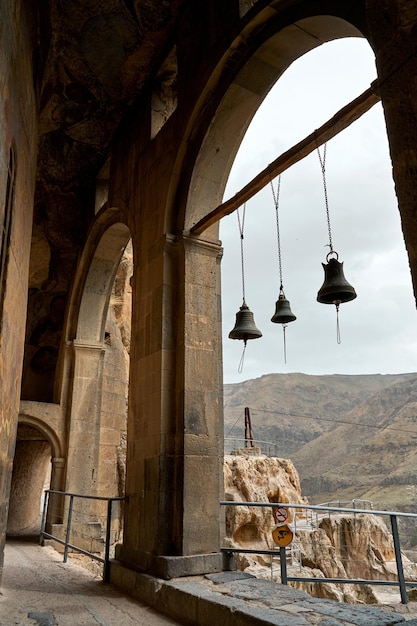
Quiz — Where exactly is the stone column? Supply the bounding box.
[116,233,224,579]
[366,0,417,302]
[180,235,225,558]
[47,457,65,529]
[64,341,105,500]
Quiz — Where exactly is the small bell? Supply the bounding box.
[271,289,296,324]
[229,300,262,343]
[317,252,357,305]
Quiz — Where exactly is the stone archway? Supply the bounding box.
[7,418,62,536]
[62,206,131,499]
[184,15,364,234]
[110,8,379,583]
[110,2,417,589]
[177,17,371,564]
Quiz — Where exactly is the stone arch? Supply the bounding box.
[65,204,132,345]
[7,416,62,536]
[114,8,380,577]
[60,204,132,499]
[17,414,62,460]
[183,14,366,233]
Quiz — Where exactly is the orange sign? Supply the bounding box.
[272,523,293,547]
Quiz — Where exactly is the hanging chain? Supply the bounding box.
[237,204,246,302]
[237,204,248,373]
[271,175,290,364]
[270,175,283,289]
[318,143,343,344]
[316,143,334,253]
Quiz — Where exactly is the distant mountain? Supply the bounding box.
[224,372,417,513]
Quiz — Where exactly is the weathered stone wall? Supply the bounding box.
[0,0,38,576]
[365,0,417,301]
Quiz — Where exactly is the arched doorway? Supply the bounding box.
[7,419,61,537]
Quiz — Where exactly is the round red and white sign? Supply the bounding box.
[272,506,288,524]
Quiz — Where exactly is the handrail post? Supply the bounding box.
[280,547,288,585]
[39,490,49,545]
[64,495,74,563]
[104,498,113,582]
[390,514,407,604]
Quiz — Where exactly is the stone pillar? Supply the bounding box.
[366,0,417,302]
[115,233,224,579]
[47,457,65,528]
[180,235,224,558]
[65,341,105,497]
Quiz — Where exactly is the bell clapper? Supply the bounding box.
[335,301,341,344]
[282,323,288,364]
[238,339,247,374]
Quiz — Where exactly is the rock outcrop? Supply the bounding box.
[223,454,417,604]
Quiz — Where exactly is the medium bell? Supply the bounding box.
[229,300,262,343]
[271,291,296,324]
[317,252,357,305]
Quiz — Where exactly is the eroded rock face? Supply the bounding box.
[223,454,417,604]
[224,455,306,550]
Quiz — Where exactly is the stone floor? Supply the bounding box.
[0,539,181,625]
[2,539,417,625]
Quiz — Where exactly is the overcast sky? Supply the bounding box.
[220,38,417,385]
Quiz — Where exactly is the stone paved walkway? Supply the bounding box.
[3,539,417,625]
[0,539,181,626]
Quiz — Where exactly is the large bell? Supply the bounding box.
[229,300,262,343]
[271,291,296,324]
[317,252,357,305]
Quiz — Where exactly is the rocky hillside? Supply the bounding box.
[292,375,417,508]
[224,372,417,514]
[224,455,417,604]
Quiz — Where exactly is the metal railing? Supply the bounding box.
[40,489,124,582]
[224,437,280,457]
[318,499,373,511]
[220,500,417,604]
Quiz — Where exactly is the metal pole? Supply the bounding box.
[39,490,49,545]
[64,495,74,563]
[280,547,288,585]
[390,514,407,604]
[103,499,113,582]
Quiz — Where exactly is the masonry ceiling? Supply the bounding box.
[33,0,185,289]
